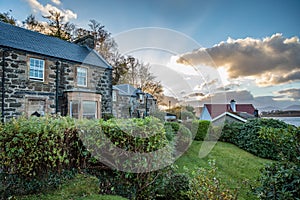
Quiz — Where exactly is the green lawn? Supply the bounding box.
[175,141,273,200]
[16,173,128,200]
[16,141,271,200]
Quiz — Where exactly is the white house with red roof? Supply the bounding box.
[200,100,258,124]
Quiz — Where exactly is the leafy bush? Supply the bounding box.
[165,122,180,133]
[255,161,300,200]
[0,116,89,197]
[219,118,292,160]
[185,160,239,200]
[219,122,243,144]
[175,125,193,154]
[255,126,300,199]
[192,120,211,141]
[91,117,175,199]
[164,173,190,200]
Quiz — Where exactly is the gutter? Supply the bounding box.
[1,49,9,123]
[55,61,60,114]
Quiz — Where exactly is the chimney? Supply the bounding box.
[73,35,95,49]
[230,99,236,112]
[254,109,259,117]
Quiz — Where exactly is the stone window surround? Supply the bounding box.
[76,66,88,88]
[26,54,51,84]
[67,91,102,119]
[27,55,47,83]
[29,57,45,81]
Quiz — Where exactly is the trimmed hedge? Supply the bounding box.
[192,120,211,141]
[0,116,89,197]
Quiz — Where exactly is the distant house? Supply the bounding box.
[0,21,112,122]
[200,100,258,124]
[112,84,157,118]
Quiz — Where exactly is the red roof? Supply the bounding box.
[205,104,255,119]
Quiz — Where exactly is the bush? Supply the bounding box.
[165,122,180,133]
[219,122,243,144]
[186,160,239,200]
[255,161,300,200]
[92,117,174,199]
[164,173,190,200]
[175,125,193,154]
[255,126,300,199]
[218,118,292,160]
[0,116,90,197]
[192,120,211,141]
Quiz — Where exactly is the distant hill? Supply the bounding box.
[258,106,281,112]
[284,105,300,111]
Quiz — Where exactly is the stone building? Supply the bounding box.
[0,21,112,122]
[112,84,157,118]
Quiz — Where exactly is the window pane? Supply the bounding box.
[83,101,96,119]
[70,101,79,119]
[29,58,44,81]
[77,67,87,86]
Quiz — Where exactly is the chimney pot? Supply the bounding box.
[230,99,236,112]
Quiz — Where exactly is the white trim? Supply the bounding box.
[212,112,247,123]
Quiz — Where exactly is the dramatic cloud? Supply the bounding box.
[26,0,77,21]
[177,34,300,86]
[278,88,300,100]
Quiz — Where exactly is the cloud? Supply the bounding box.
[26,0,77,21]
[177,34,300,86]
[51,0,61,5]
[277,88,300,100]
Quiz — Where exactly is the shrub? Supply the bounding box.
[192,120,211,141]
[175,125,193,154]
[0,116,89,197]
[164,173,190,200]
[255,161,300,200]
[92,117,174,199]
[186,160,239,200]
[219,122,243,144]
[165,122,180,132]
[255,126,300,199]
[218,118,292,160]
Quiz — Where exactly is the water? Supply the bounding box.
[264,117,300,127]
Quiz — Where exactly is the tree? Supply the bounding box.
[0,10,16,25]
[43,10,75,40]
[117,56,164,103]
[23,14,46,33]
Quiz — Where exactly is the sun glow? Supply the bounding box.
[217,67,230,86]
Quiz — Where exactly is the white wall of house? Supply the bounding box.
[200,106,212,120]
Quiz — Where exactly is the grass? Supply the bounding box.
[16,173,128,200]
[175,141,273,200]
[16,141,272,200]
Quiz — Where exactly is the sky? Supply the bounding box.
[1,0,300,110]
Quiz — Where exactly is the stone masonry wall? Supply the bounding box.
[0,47,112,121]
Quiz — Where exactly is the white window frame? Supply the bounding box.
[112,91,117,102]
[82,101,97,119]
[77,67,87,87]
[29,58,45,81]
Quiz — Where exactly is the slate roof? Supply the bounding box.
[113,84,138,96]
[0,21,111,69]
[204,103,255,119]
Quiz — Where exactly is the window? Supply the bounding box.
[83,101,97,119]
[77,67,87,86]
[29,58,45,81]
[112,91,117,102]
[67,92,101,119]
[70,101,79,119]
